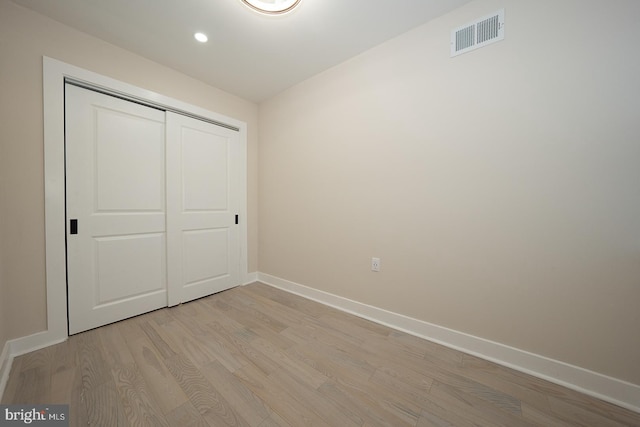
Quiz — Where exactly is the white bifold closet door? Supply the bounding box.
[66,84,240,335]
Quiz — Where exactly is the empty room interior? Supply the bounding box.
[1,0,640,425]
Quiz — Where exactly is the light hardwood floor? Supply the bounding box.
[2,282,639,426]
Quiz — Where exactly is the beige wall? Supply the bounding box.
[0,0,259,344]
[259,0,640,385]
[1,110,5,351]
[0,191,5,353]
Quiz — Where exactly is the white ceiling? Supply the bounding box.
[12,0,472,102]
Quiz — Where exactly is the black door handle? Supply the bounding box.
[70,219,78,235]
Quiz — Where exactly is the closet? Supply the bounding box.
[65,83,240,334]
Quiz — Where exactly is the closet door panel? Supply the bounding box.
[66,84,167,334]
[167,112,240,305]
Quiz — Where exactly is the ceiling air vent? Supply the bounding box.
[451,9,504,57]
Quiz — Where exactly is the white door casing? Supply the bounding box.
[166,112,240,305]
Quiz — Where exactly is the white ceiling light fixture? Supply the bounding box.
[194,32,208,43]
[241,0,302,15]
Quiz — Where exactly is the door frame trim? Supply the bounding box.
[43,56,249,342]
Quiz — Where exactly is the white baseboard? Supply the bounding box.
[257,272,640,414]
[8,331,66,358]
[0,340,12,402]
[0,331,67,401]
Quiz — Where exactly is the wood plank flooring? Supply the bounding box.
[2,282,639,426]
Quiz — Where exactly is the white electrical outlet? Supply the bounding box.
[371,257,380,272]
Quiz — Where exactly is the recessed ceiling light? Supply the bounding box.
[241,0,302,15]
[194,32,208,43]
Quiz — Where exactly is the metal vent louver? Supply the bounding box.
[451,9,504,57]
